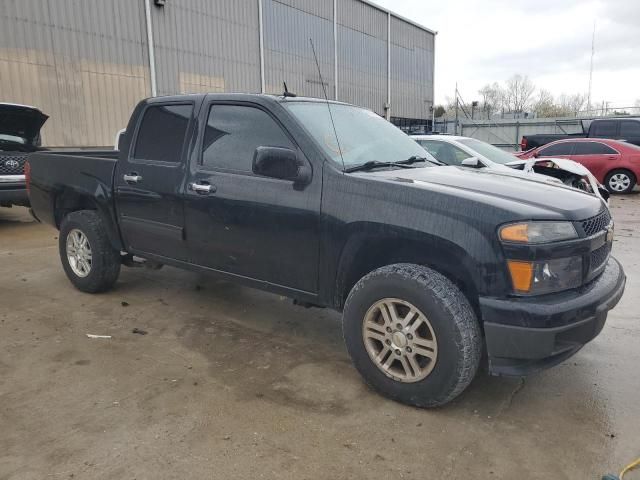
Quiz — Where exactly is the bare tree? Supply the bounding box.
[557,93,587,117]
[504,74,535,113]
[532,89,558,117]
[478,82,504,119]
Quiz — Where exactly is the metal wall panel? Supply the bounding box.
[0,0,435,146]
[263,0,334,99]
[390,16,434,120]
[0,0,149,146]
[275,0,333,20]
[337,0,387,114]
[150,0,261,96]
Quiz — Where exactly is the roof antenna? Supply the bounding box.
[309,38,345,172]
[283,81,296,98]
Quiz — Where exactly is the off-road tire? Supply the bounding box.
[343,263,482,408]
[59,210,121,293]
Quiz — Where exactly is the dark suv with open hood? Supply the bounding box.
[0,103,48,207]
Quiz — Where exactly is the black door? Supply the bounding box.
[183,102,321,293]
[115,102,194,261]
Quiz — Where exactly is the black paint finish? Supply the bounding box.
[27,94,626,374]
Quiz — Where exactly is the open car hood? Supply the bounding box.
[506,157,609,202]
[0,103,49,144]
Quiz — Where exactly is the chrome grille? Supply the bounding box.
[581,210,611,237]
[0,154,27,175]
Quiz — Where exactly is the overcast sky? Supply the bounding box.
[373,0,640,109]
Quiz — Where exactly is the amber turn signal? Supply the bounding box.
[500,223,529,243]
[507,260,533,293]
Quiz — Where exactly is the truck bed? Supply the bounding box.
[27,150,119,229]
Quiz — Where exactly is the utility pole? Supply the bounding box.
[587,21,595,113]
[454,83,459,135]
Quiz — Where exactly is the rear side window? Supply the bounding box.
[591,120,617,138]
[573,142,618,155]
[133,104,193,162]
[202,104,294,172]
[538,142,575,156]
[620,120,640,137]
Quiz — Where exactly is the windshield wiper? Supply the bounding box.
[403,155,444,166]
[344,156,439,173]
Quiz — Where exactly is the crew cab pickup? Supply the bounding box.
[27,94,626,407]
[521,117,640,150]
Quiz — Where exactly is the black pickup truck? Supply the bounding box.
[27,94,626,407]
[521,117,640,150]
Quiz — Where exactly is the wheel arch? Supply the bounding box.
[333,230,483,317]
[54,188,123,251]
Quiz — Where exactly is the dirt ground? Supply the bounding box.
[1,195,639,480]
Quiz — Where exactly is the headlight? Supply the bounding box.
[507,257,582,295]
[500,221,578,244]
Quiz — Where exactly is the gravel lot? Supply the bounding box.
[1,194,639,479]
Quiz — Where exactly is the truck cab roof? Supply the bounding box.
[143,92,353,108]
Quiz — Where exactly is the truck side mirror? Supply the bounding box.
[252,146,311,187]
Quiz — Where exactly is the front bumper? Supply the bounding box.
[480,257,626,376]
[0,175,28,207]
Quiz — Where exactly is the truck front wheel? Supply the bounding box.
[59,210,121,293]
[343,264,482,407]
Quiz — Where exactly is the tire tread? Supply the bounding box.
[343,263,482,407]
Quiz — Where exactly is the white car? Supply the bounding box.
[411,135,608,200]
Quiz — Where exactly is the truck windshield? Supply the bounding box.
[283,102,435,170]
[458,138,520,164]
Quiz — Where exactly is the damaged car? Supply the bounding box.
[412,135,609,201]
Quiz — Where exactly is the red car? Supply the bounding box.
[516,138,640,194]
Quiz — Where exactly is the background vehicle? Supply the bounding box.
[411,134,608,198]
[27,94,625,407]
[0,103,48,207]
[517,138,640,194]
[520,117,640,150]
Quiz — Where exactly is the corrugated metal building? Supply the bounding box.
[0,0,435,146]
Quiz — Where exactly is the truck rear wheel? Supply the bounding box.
[59,210,121,293]
[342,264,481,407]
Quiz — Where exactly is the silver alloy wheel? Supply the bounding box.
[608,173,631,192]
[362,298,438,383]
[66,228,92,278]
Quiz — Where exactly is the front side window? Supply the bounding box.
[538,142,575,157]
[591,120,617,138]
[573,142,618,155]
[202,105,294,172]
[417,140,471,165]
[133,104,193,162]
[283,102,434,169]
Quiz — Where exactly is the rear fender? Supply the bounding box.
[54,186,123,252]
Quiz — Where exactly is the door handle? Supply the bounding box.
[123,173,142,184]
[189,182,214,195]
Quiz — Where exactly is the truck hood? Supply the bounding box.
[357,165,605,220]
[0,103,48,145]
